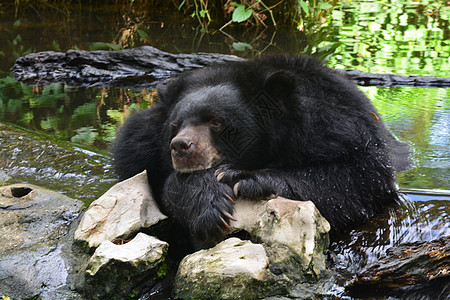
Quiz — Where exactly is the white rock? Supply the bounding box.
[175,238,269,299]
[74,171,167,248]
[87,232,168,276]
[231,197,330,274]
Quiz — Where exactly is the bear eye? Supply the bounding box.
[169,122,180,136]
[209,117,223,130]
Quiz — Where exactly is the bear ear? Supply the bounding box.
[156,78,185,106]
[263,71,295,100]
[156,81,171,103]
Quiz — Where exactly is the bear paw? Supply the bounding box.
[215,165,277,200]
[190,185,237,240]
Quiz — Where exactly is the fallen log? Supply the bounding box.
[12,46,243,90]
[12,46,450,89]
[346,236,449,298]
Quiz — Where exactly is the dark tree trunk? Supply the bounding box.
[12,46,450,90]
[346,236,450,298]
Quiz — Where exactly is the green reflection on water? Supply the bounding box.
[0,0,448,194]
[329,0,449,77]
[1,77,448,192]
[0,76,157,150]
[361,86,449,190]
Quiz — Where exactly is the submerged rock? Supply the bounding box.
[0,183,84,299]
[74,171,167,248]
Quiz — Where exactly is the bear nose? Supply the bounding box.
[170,137,193,157]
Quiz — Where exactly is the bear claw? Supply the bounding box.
[223,210,237,222]
[216,171,225,182]
[233,182,240,197]
[214,168,223,176]
[224,192,235,204]
[220,217,231,230]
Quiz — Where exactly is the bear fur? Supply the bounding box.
[112,55,409,240]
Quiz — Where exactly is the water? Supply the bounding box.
[363,86,449,190]
[0,0,448,298]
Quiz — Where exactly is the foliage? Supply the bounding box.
[10,0,339,31]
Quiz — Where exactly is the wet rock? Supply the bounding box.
[74,171,167,248]
[346,236,450,297]
[174,197,331,300]
[81,232,168,300]
[0,183,84,299]
[231,197,330,277]
[174,238,272,299]
[289,273,343,299]
[0,123,116,203]
[12,46,450,89]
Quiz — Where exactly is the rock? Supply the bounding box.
[81,232,168,299]
[74,171,167,248]
[174,198,331,299]
[0,183,84,299]
[174,238,271,299]
[231,197,330,277]
[289,273,343,299]
[87,232,168,276]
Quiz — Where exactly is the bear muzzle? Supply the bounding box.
[171,136,194,158]
[170,125,223,173]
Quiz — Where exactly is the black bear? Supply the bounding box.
[112,55,409,240]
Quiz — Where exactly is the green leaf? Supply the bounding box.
[232,5,253,23]
[232,42,252,51]
[52,40,61,52]
[137,29,149,40]
[14,34,22,44]
[13,19,22,28]
[199,10,207,18]
[298,0,309,14]
[318,2,332,10]
[88,42,122,51]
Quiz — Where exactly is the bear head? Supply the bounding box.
[157,68,296,173]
